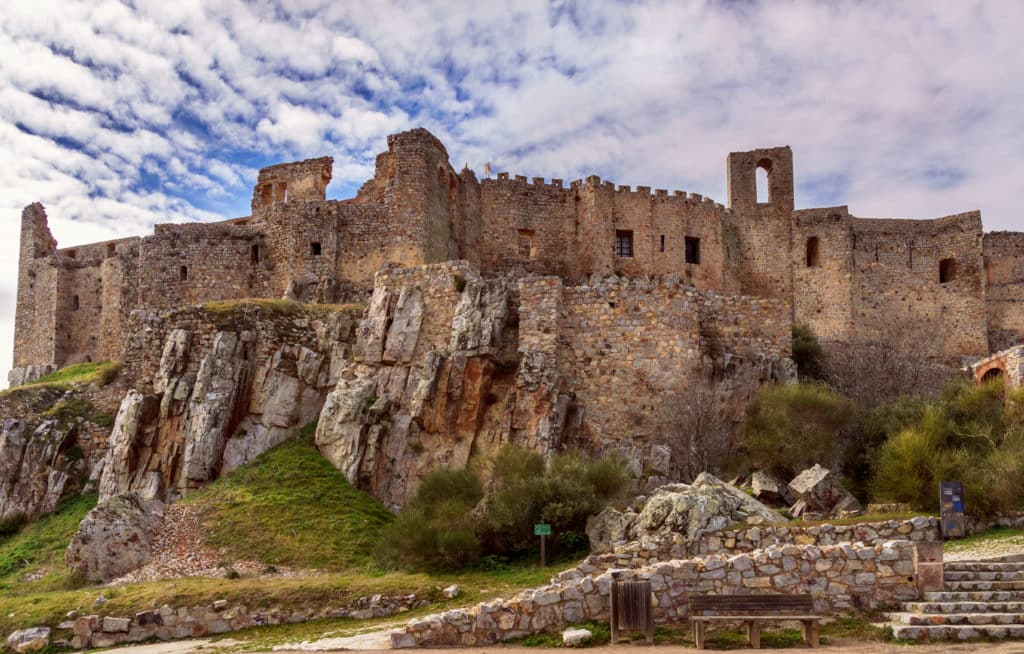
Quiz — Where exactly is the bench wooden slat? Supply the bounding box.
[688,594,821,650]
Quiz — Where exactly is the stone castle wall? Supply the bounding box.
[10,128,1024,383]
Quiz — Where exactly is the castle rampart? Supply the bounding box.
[9,128,1023,385]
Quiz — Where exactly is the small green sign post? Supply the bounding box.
[534,523,551,567]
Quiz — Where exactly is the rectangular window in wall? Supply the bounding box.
[615,230,634,258]
[517,229,535,260]
[660,235,665,253]
[311,242,322,256]
[685,237,701,265]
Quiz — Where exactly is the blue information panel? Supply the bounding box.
[940,480,965,539]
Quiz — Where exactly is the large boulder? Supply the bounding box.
[592,473,785,553]
[788,464,861,517]
[5,628,50,653]
[65,493,164,582]
[750,470,792,506]
[585,507,639,554]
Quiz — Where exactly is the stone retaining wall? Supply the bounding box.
[587,517,940,572]
[66,594,427,649]
[390,540,920,648]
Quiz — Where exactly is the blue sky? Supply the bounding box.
[1,0,1023,385]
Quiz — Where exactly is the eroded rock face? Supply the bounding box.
[65,493,165,582]
[6,364,57,388]
[587,474,785,554]
[96,304,359,502]
[0,418,79,521]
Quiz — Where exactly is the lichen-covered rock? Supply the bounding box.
[788,464,862,517]
[65,492,165,582]
[585,507,638,554]
[6,364,56,388]
[750,470,790,506]
[626,473,785,550]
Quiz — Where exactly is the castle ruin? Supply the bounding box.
[11,127,1024,384]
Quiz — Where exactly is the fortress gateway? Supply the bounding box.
[10,128,1024,384]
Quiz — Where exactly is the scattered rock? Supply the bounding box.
[442,584,460,599]
[65,492,165,582]
[5,628,50,653]
[93,596,107,607]
[788,465,862,517]
[562,627,592,647]
[750,471,791,506]
[213,599,229,610]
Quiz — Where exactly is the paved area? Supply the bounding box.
[946,532,1024,562]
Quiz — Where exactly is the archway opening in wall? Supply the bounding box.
[982,367,1006,387]
[806,237,821,267]
[939,258,957,283]
[756,158,772,204]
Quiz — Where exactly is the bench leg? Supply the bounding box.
[810,620,820,647]
[693,620,705,650]
[747,620,761,649]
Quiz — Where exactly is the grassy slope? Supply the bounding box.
[0,432,572,637]
[0,494,97,594]
[185,429,394,570]
[0,361,121,398]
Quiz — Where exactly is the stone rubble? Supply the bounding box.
[4,628,50,654]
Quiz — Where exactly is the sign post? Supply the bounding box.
[534,523,552,567]
[940,481,965,540]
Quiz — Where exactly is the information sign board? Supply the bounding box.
[534,523,552,536]
[940,480,965,539]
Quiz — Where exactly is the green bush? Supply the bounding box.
[870,377,1024,516]
[382,447,632,571]
[733,382,856,480]
[792,323,824,380]
[381,468,483,571]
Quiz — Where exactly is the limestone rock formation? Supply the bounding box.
[587,474,785,554]
[94,303,359,502]
[788,464,862,517]
[6,364,56,388]
[0,418,81,521]
[65,493,165,582]
[750,471,791,506]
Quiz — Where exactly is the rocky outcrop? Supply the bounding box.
[6,364,57,388]
[0,418,82,521]
[5,627,50,653]
[586,474,785,554]
[316,262,798,509]
[788,464,862,517]
[95,303,360,502]
[65,492,165,582]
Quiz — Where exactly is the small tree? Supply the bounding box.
[792,323,824,380]
[661,382,736,481]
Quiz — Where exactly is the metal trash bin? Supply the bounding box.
[610,579,654,645]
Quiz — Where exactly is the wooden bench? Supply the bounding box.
[688,594,821,650]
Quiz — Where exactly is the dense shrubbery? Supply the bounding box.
[791,323,824,380]
[870,380,1024,516]
[732,382,857,480]
[382,446,632,571]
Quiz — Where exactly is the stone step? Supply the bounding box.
[945,562,1024,572]
[886,612,1024,626]
[888,623,1024,640]
[945,580,1024,592]
[924,591,1024,602]
[945,570,1024,582]
[903,601,1024,614]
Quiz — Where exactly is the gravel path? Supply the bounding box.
[944,531,1024,562]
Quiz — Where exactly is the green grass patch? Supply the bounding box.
[1,361,121,396]
[184,428,394,570]
[945,526,1024,554]
[200,298,364,318]
[0,493,96,594]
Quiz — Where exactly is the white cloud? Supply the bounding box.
[1,0,1023,386]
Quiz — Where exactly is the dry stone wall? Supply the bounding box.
[391,539,920,648]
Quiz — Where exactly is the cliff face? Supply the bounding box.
[93,302,360,503]
[314,262,795,510]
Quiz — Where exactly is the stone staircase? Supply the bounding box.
[886,558,1024,640]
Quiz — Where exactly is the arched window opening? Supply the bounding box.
[806,237,820,267]
[756,159,772,204]
[251,243,261,265]
[72,295,80,311]
[939,258,957,284]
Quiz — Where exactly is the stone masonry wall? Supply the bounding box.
[984,232,1024,352]
[391,540,919,647]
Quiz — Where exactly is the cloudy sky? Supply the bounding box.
[1,0,1022,386]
